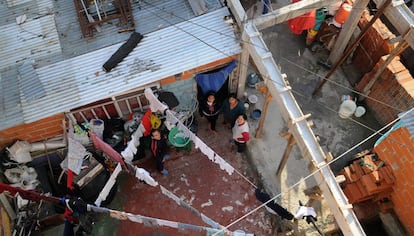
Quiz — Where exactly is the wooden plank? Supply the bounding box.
[76,164,104,188]
[1,207,12,236]
[237,31,250,99]
[0,193,16,221]
[252,0,339,30]
[275,133,296,176]
[327,0,370,64]
[374,0,414,51]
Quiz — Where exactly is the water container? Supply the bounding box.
[90,119,105,139]
[338,100,356,118]
[247,73,259,88]
[354,106,366,117]
[333,3,352,28]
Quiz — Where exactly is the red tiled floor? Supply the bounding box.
[115,117,274,235]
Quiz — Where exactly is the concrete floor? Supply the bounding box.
[241,2,385,235]
[92,115,275,236]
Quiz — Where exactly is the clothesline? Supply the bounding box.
[160,185,226,231]
[165,102,257,189]
[87,204,247,236]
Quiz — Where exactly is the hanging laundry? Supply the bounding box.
[90,132,128,172]
[214,155,235,175]
[95,163,123,207]
[135,167,158,187]
[144,88,169,113]
[287,0,316,35]
[254,189,294,220]
[65,137,87,175]
[160,185,223,230]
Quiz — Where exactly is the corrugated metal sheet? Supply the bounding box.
[1,7,240,129]
[0,14,62,71]
[0,69,23,129]
[18,61,46,102]
[399,108,414,137]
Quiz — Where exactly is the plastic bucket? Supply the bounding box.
[248,95,258,104]
[251,109,262,120]
[244,102,250,110]
[90,119,105,139]
[354,106,366,117]
[333,3,352,27]
[339,100,356,118]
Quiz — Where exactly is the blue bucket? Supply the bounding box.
[251,109,262,120]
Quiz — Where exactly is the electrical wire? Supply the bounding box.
[140,0,407,115]
[138,2,414,233]
[212,107,413,235]
[141,1,412,151]
[281,57,406,112]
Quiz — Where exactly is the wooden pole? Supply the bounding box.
[360,28,411,99]
[255,91,272,138]
[312,0,392,96]
[275,132,296,176]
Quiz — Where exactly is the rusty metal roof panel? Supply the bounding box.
[15,7,240,126]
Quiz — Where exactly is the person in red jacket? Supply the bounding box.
[232,113,250,153]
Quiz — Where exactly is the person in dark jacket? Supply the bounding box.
[221,93,245,129]
[200,92,221,133]
[150,129,169,175]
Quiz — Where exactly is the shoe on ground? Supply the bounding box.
[161,169,169,175]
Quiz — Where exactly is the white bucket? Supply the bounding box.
[354,106,366,117]
[90,119,104,139]
[244,102,250,110]
[339,100,356,118]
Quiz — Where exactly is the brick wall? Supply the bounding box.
[356,56,414,125]
[352,11,395,74]
[374,127,414,235]
[0,113,65,149]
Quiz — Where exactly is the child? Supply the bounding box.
[200,92,220,133]
[150,129,169,175]
[232,114,250,153]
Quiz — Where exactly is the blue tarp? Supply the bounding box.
[195,61,237,95]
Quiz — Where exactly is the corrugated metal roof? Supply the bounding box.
[1,7,240,129]
[399,108,414,137]
[18,61,46,102]
[1,14,62,71]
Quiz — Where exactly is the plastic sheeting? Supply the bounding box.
[195,61,237,95]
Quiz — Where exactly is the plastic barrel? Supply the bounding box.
[333,3,352,28]
[338,100,356,118]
